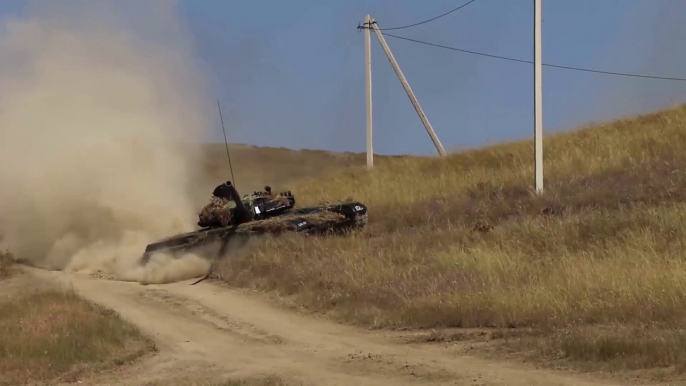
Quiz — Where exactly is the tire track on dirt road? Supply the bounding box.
[26,267,625,386]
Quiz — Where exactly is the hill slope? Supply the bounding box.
[215,104,686,379]
[199,144,403,192]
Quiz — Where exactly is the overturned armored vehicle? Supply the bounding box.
[141,181,367,264]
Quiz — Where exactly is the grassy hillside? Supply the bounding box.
[215,104,686,376]
[199,143,401,194]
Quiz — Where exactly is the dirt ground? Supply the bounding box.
[12,266,671,386]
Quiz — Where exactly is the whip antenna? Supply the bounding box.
[216,99,236,188]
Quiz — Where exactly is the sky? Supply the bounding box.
[1,0,685,156]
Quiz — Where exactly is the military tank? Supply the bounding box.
[140,181,368,264]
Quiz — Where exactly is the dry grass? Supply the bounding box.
[214,104,686,376]
[0,289,154,386]
[512,326,686,373]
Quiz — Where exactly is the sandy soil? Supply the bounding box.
[20,266,630,386]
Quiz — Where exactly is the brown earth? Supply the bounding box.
[19,266,646,386]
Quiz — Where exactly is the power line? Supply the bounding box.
[378,32,686,82]
[381,32,531,64]
[364,0,479,31]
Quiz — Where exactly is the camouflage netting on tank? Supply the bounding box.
[266,195,292,207]
[198,196,233,227]
[237,210,346,233]
[315,197,356,206]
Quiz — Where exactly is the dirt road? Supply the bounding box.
[26,267,624,386]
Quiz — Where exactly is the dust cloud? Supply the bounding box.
[0,2,214,283]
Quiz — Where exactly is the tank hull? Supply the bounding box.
[140,201,367,264]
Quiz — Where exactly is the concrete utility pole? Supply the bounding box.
[534,0,543,192]
[369,18,447,157]
[364,14,373,169]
